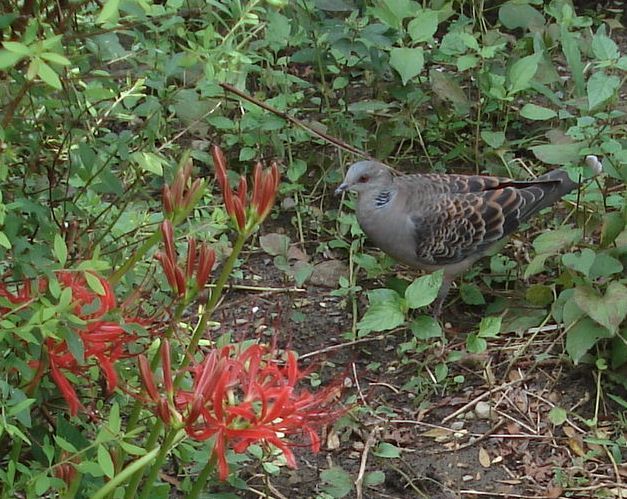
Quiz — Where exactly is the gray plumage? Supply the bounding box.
[336,156,602,313]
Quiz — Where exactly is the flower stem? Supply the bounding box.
[92,446,160,499]
[136,428,184,499]
[187,451,217,499]
[176,231,247,378]
[122,420,164,499]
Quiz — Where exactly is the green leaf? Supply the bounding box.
[405,270,443,309]
[481,131,505,149]
[97,445,115,478]
[108,403,121,434]
[456,54,479,71]
[97,0,120,23]
[478,316,501,338]
[407,9,439,43]
[119,441,147,456]
[37,60,62,89]
[373,442,401,458]
[548,407,567,425]
[410,315,442,339]
[529,142,584,165]
[460,283,485,305]
[533,227,582,254]
[466,333,487,353]
[0,49,24,69]
[565,317,613,363]
[574,283,627,335]
[131,152,164,176]
[364,470,385,487]
[591,27,619,61]
[525,284,553,307]
[40,52,71,66]
[389,47,424,86]
[560,26,585,97]
[357,299,405,336]
[320,466,353,498]
[84,272,106,296]
[588,253,623,280]
[587,71,620,110]
[498,2,545,30]
[54,436,78,453]
[430,69,470,114]
[520,103,557,120]
[600,212,625,248]
[0,231,11,249]
[507,53,541,94]
[562,248,595,277]
[54,233,68,266]
[3,41,31,55]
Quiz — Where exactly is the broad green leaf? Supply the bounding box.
[561,248,595,277]
[389,47,424,85]
[108,403,121,434]
[498,2,544,30]
[410,315,442,339]
[456,54,479,71]
[430,69,470,114]
[320,466,353,498]
[37,60,62,89]
[54,233,67,266]
[357,300,404,336]
[460,283,485,305]
[466,333,487,353]
[373,442,401,458]
[530,141,584,165]
[548,407,567,425]
[54,435,78,453]
[587,71,620,110]
[588,253,623,280]
[520,103,557,120]
[533,227,582,254]
[405,270,443,309]
[600,212,625,248]
[566,317,613,363]
[481,131,505,149]
[574,283,627,335]
[407,9,439,43]
[525,284,553,307]
[97,445,115,478]
[507,53,541,94]
[97,0,120,23]
[364,471,386,487]
[130,152,164,176]
[478,316,502,338]
[591,27,619,61]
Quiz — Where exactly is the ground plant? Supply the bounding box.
[0,0,625,497]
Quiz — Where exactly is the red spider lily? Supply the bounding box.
[2,270,143,416]
[162,159,203,216]
[138,342,344,480]
[211,145,280,233]
[155,221,215,297]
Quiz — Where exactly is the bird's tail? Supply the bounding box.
[536,154,603,196]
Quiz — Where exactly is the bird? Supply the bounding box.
[336,156,603,315]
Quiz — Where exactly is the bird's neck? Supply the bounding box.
[374,189,394,207]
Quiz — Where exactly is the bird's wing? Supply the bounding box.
[409,183,563,266]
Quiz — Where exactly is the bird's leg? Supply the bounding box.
[431,275,453,317]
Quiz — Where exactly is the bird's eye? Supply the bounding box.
[358,175,369,183]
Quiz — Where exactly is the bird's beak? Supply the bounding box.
[335,183,348,195]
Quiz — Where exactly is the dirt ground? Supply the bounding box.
[205,221,626,499]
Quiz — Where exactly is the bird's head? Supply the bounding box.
[335,161,393,195]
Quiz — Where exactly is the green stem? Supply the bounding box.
[92,446,161,499]
[187,451,218,499]
[123,420,164,499]
[176,231,247,377]
[137,429,184,499]
[109,230,163,286]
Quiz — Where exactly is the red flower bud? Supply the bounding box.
[231,196,246,230]
[161,339,173,395]
[138,355,159,402]
[186,238,197,279]
[195,245,215,290]
[160,220,176,266]
[211,145,228,192]
[162,185,173,214]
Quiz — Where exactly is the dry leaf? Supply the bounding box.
[567,437,586,457]
[422,428,454,439]
[478,447,491,468]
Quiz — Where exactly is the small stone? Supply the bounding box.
[475,401,493,420]
[462,474,474,482]
[450,421,464,431]
[281,197,297,210]
[309,260,348,288]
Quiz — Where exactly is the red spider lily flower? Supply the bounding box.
[139,343,344,481]
[2,270,143,416]
[155,222,215,296]
[162,159,205,216]
[211,145,280,234]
